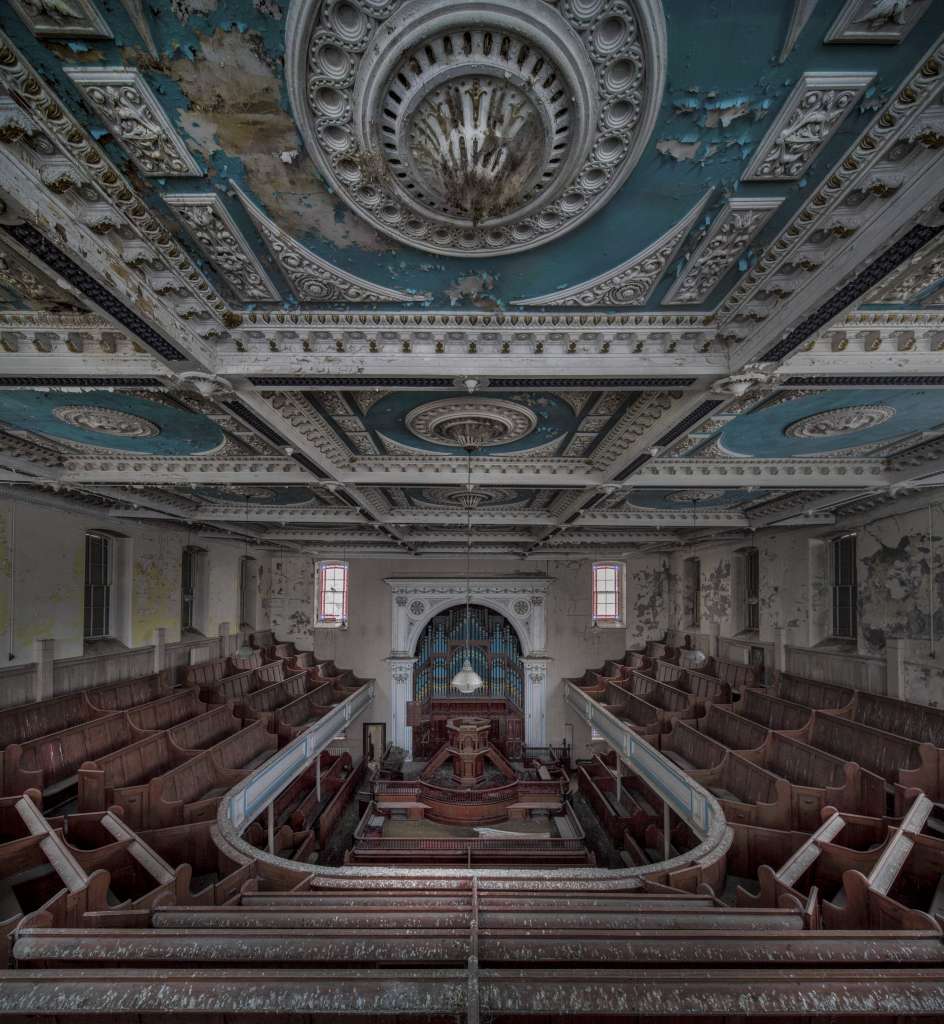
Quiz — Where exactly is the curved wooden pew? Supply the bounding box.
[148,721,276,829]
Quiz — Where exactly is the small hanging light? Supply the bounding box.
[451,444,485,695]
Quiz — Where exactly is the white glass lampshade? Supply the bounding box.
[450,658,484,694]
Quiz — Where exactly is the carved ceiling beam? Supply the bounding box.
[627,457,888,490]
[57,461,314,485]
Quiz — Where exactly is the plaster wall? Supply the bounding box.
[269,556,627,751]
[0,494,268,669]
[643,502,944,705]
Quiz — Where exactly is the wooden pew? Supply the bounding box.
[774,673,855,711]
[630,672,697,727]
[661,720,729,772]
[739,811,887,925]
[58,810,188,913]
[714,660,759,690]
[678,667,731,706]
[687,753,791,829]
[240,670,310,726]
[0,793,107,961]
[137,819,250,905]
[186,658,261,704]
[4,713,137,799]
[148,721,276,829]
[166,705,243,751]
[830,796,944,932]
[600,683,663,742]
[802,710,937,802]
[124,687,207,734]
[77,732,195,825]
[84,674,171,713]
[733,688,811,732]
[746,732,884,826]
[698,705,768,752]
[274,683,338,744]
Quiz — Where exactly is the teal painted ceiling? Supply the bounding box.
[5,0,943,310]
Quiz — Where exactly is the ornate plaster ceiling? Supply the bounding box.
[0,0,942,558]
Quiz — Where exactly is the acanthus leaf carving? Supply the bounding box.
[662,198,784,306]
[64,68,202,178]
[742,72,874,182]
[164,194,280,303]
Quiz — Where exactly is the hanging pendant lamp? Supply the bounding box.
[451,444,484,695]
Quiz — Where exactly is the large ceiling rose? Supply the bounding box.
[286,0,666,256]
[405,397,538,448]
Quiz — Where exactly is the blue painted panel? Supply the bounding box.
[0,390,224,455]
[720,390,944,458]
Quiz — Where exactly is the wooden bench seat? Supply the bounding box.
[166,705,242,751]
[734,688,811,732]
[699,704,768,752]
[77,732,194,824]
[662,720,728,771]
[148,721,276,829]
[5,712,136,797]
[124,688,206,734]
[240,671,309,724]
[775,673,854,711]
[273,683,337,743]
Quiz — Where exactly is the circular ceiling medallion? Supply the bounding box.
[286,0,665,256]
[52,405,160,439]
[405,397,537,448]
[665,489,729,504]
[413,485,524,507]
[784,404,896,440]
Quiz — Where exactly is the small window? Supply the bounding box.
[317,561,349,626]
[745,547,760,632]
[592,562,624,626]
[831,533,857,640]
[686,558,701,628]
[84,533,111,639]
[181,547,196,630]
[239,556,256,630]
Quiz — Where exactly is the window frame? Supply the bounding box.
[831,532,858,641]
[686,557,701,629]
[84,532,112,640]
[316,560,350,628]
[181,546,197,631]
[745,547,760,632]
[591,561,625,628]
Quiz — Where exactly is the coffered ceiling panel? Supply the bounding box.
[0,0,941,557]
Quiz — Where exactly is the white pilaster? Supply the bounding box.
[521,657,550,747]
[387,655,416,761]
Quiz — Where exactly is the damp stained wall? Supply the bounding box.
[0,494,265,669]
[634,502,944,705]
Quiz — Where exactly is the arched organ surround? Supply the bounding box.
[413,604,523,708]
[385,576,551,759]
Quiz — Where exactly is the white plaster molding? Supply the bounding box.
[163,194,280,303]
[9,0,111,39]
[742,72,876,183]
[515,190,713,307]
[64,68,202,178]
[285,0,667,257]
[824,0,932,44]
[385,576,551,658]
[779,0,821,62]
[662,198,785,306]
[231,181,422,304]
